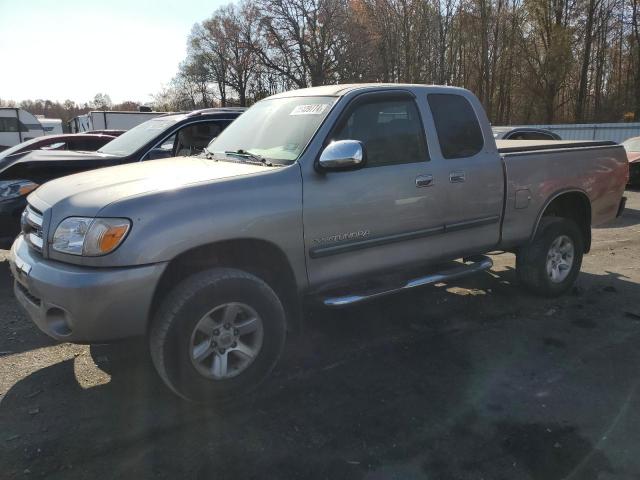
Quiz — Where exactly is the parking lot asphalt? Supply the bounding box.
[1,190,639,480]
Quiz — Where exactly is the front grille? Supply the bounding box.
[15,281,41,306]
[21,204,44,253]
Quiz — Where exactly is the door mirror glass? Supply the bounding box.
[318,140,365,171]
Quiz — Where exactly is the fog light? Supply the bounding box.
[46,307,72,337]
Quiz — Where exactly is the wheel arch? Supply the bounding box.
[531,189,592,252]
[149,238,302,334]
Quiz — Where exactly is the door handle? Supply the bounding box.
[449,171,466,183]
[415,174,434,187]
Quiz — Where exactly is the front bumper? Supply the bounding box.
[9,235,167,343]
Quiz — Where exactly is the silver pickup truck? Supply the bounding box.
[9,84,628,402]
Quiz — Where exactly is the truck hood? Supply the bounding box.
[29,157,269,215]
[0,149,113,174]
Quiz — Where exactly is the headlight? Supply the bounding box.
[52,217,130,256]
[0,180,39,200]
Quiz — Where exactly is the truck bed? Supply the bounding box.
[496,139,617,153]
[498,140,628,250]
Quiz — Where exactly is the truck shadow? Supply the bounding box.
[2,265,638,479]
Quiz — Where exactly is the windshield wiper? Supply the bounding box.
[224,149,276,166]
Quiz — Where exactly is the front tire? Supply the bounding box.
[516,217,584,297]
[149,268,286,403]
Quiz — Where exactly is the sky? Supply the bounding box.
[0,0,229,104]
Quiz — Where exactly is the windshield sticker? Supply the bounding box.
[290,104,328,116]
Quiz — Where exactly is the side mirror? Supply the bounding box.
[318,140,365,171]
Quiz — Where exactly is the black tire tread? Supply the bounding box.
[516,217,584,297]
[149,267,285,401]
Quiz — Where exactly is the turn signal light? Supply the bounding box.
[98,224,129,253]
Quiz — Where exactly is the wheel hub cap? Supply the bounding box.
[546,235,575,284]
[216,332,234,348]
[189,302,264,380]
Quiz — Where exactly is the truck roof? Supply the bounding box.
[267,83,468,99]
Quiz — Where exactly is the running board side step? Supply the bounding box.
[322,255,493,308]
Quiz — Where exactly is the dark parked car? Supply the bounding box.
[493,127,561,141]
[622,136,640,186]
[0,108,244,244]
[0,133,117,160]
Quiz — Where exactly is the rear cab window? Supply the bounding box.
[427,93,484,159]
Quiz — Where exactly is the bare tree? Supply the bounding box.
[151,0,640,124]
[255,0,349,87]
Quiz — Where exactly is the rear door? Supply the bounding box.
[425,92,503,255]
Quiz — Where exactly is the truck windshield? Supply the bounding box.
[207,96,336,164]
[97,115,184,156]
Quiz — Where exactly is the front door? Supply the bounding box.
[302,91,448,288]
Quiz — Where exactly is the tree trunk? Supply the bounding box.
[575,0,597,122]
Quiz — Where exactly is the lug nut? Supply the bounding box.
[213,329,220,335]
[233,329,239,335]
[224,323,231,329]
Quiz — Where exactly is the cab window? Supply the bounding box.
[428,94,484,159]
[332,97,428,167]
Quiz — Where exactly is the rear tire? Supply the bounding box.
[516,217,584,297]
[149,268,286,403]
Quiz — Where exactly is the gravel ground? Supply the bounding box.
[1,190,639,479]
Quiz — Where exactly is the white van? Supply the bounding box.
[36,116,64,135]
[68,111,165,133]
[0,108,44,151]
[68,114,92,133]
